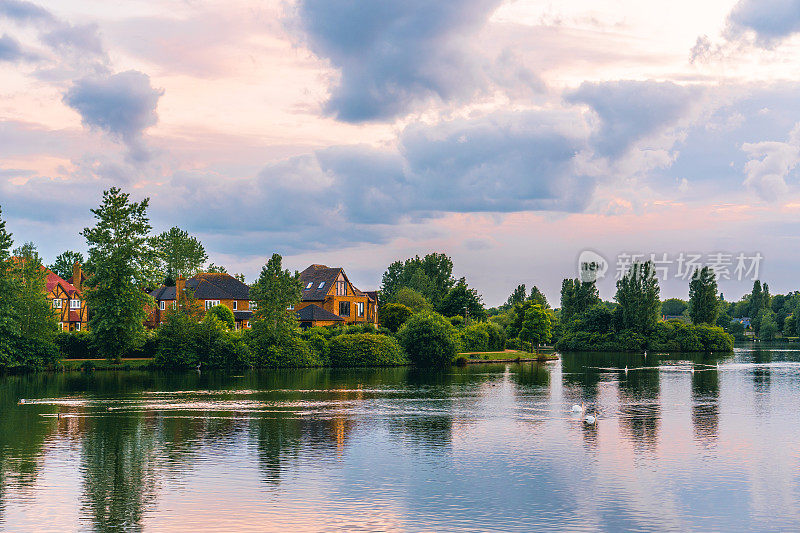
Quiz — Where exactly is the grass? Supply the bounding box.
[458,349,557,361]
[59,358,153,371]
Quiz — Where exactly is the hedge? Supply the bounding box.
[328,333,408,367]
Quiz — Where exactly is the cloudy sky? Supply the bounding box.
[2,0,800,305]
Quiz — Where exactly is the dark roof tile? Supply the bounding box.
[296,304,344,322]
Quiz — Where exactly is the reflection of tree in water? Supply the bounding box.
[617,365,661,453]
[79,412,160,532]
[0,374,61,523]
[511,363,550,389]
[691,368,719,446]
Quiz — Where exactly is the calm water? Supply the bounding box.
[2,346,800,532]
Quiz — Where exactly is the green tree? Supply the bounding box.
[49,250,84,280]
[506,284,526,307]
[519,304,552,352]
[396,312,458,367]
[380,303,413,332]
[614,261,661,334]
[560,278,600,322]
[151,226,207,280]
[661,298,688,316]
[204,304,235,330]
[759,310,779,340]
[206,263,227,273]
[528,286,550,309]
[0,207,17,364]
[81,188,156,362]
[380,253,455,307]
[437,277,485,320]
[393,287,432,312]
[688,267,720,325]
[250,253,301,332]
[10,243,57,340]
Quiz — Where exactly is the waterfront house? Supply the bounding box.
[11,258,88,332]
[294,265,378,328]
[148,272,253,330]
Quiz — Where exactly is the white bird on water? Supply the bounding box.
[584,413,597,425]
[624,366,628,374]
[572,403,584,413]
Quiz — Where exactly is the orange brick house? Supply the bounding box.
[294,265,378,329]
[46,262,88,332]
[148,272,253,330]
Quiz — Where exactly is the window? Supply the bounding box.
[70,299,81,309]
[75,323,81,331]
[318,281,325,289]
[244,321,249,328]
[172,302,176,310]
[305,282,313,289]
[250,301,257,310]
[339,301,350,317]
[336,280,346,296]
[358,302,364,317]
[159,301,165,311]
[205,300,220,310]
[53,299,62,308]
[233,301,238,310]
[287,304,294,310]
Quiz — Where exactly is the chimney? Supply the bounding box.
[73,262,82,291]
[176,276,186,308]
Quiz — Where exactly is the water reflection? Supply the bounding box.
[3,346,800,531]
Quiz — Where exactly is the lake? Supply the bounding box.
[2,345,800,532]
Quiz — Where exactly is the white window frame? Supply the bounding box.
[53,298,62,308]
[70,299,81,309]
[305,282,313,289]
[318,281,325,289]
[205,300,220,310]
[233,301,237,310]
[159,301,165,311]
[172,301,176,310]
[75,322,81,331]
[358,302,364,317]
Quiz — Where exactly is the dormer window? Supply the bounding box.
[305,282,313,289]
[70,299,81,309]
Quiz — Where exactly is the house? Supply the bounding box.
[148,272,254,330]
[47,262,88,332]
[294,265,378,329]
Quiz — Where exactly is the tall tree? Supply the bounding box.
[250,253,302,332]
[151,227,207,281]
[520,304,552,352]
[749,280,763,317]
[528,286,550,309]
[560,278,600,322]
[10,243,57,340]
[49,250,85,280]
[82,188,156,362]
[205,263,227,273]
[380,253,455,307]
[0,206,17,363]
[614,261,661,334]
[437,277,485,319]
[506,284,527,307]
[688,267,720,325]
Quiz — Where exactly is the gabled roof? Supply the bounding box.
[150,273,250,301]
[365,291,378,303]
[299,265,342,301]
[10,258,81,298]
[296,304,344,322]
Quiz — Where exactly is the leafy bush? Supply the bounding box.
[2,336,60,371]
[483,322,507,351]
[448,315,465,328]
[247,321,320,367]
[303,332,331,365]
[204,304,235,330]
[328,333,408,367]
[556,321,733,353]
[505,337,526,351]
[55,331,96,359]
[461,324,489,352]
[396,312,458,367]
[381,303,413,332]
[154,313,250,369]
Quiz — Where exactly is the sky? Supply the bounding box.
[2,0,800,306]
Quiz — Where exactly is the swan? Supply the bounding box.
[584,413,597,424]
[624,366,628,374]
[572,403,584,413]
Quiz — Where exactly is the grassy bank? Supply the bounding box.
[59,358,154,371]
